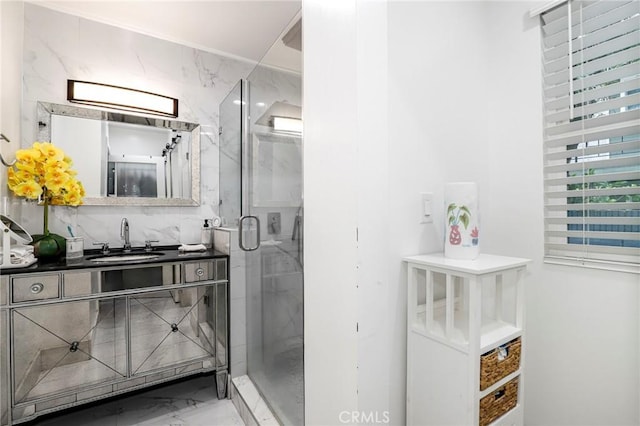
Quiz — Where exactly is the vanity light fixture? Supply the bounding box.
[67,80,178,118]
[272,116,302,134]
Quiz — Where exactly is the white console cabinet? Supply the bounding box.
[404,253,530,426]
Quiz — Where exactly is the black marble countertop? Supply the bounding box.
[1,245,227,274]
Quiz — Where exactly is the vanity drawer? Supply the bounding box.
[184,262,214,282]
[184,259,227,283]
[12,274,60,303]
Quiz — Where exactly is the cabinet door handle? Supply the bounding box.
[30,283,44,294]
[196,267,205,277]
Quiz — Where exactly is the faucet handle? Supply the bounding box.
[93,242,110,254]
[144,240,159,252]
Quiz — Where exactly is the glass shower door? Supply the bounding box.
[219,71,303,424]
[244,68,303,426]
[219,80,244,227]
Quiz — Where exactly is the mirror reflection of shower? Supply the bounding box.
[41,101,197,202]
[105,123,188,198]
[162,131,182,198]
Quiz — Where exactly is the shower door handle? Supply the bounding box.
[239,215,260,251]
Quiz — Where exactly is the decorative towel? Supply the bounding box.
[10,244,36,265]
[11,245,34,257]
[178,243,207,252]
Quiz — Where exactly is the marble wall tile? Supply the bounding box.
[213,228,231,254]
[230,343,247,380]
[230,258,247,301]
[225,228,249,378]
[213,228,248,378]
[18,3,255,246]
[230,298,247,349]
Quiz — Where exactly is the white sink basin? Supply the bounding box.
[88,253,161,263]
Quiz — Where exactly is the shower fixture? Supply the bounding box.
[162,131,182,157]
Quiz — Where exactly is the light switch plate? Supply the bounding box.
[420,192,433,224]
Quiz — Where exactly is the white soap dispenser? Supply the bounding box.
[201,219,212,248]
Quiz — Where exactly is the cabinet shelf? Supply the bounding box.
[478,370,521,399]
[405,252,530,426]
[480,322,521,353]
[413,303,522,353]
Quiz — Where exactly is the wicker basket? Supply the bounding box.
[480,337,521,390]
[479,376,519,426]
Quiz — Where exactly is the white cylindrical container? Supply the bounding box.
[444,182,480,259]
[66,237,84,259]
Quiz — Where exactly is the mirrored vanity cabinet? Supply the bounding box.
[0,252,228,425]
[404,253,530,426]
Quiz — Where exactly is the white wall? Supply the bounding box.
[386,1,639,425]
[387,2,492,424]
[486,4,638,425]
[303,1,359,424]
[356,1,393,425]
[305,1,638,425]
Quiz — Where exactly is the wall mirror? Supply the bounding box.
[37,102,200,206]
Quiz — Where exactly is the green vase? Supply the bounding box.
[31,199,66,260]
[32,233,66,259]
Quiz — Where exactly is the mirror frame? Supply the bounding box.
[37,101,200,206]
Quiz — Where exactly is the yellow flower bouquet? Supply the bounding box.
[7,142,84,258]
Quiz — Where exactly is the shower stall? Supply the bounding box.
[218,25,303,426]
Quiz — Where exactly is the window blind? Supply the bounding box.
[541,0,640,268]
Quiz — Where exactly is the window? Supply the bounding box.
[540,1,640,270]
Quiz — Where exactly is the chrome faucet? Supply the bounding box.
[120,218,131,252]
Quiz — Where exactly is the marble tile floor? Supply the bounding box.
[27,374,244,426]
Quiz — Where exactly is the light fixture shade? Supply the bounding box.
[272,116,303,133]
[67,80,178,118]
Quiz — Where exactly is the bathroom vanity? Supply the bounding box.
[0,248,228,425]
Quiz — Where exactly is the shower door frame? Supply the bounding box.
[238,77,304,426]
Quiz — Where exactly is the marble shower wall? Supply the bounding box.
[17,3,255,246]
[244,64,302,240]
[218,64,302,232]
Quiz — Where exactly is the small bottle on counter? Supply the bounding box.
[201,219,213,248]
